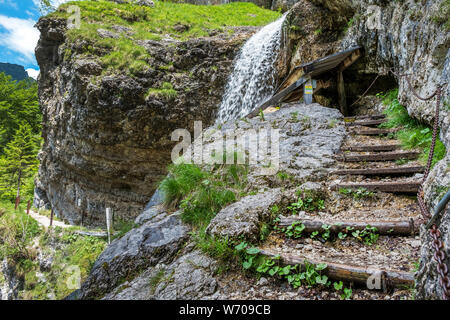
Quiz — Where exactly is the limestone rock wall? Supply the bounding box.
[34,16,255,226]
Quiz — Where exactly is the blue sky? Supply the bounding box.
[0,0,72,78]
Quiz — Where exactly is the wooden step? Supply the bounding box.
[344,114,386,121]
[278,216,416,236]
[341,144,401,152]
[260,249,414,289]
[333,181,421,193]
[334,151,420,162]
[332,166,425,176]
[345,119,386,127]
[349,128,398,136]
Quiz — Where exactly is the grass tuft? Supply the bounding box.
[379,89,446,168]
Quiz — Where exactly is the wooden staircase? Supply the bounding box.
[259,113,421,294]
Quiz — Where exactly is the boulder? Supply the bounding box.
[103,250,218,300]
[78,213,190,299]
[207,188,283,242]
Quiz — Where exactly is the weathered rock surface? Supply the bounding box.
[416,156,450,299]
[78,213,189,299]
[207,188,284,242]
[134,204,167,226]
[339,0,449,149]
[0,259,23,300]
[202,103,345,183]
[103,250,218,300]
[34,16,257,226]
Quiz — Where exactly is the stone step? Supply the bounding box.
[260,249,415,290]
[341,144,402,152]
[345,119,386,127]
[334,151,420,162]
[332,166,425,176]
[279,216,416,236]
[333,181,421,193]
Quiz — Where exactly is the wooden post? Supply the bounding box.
[50,209,54,227]
[14,196,20,210]
[337,70,347,116]
[26,200,31,215]
[106,208,112,244]
[77,199,85,226]
[304,78,313,104]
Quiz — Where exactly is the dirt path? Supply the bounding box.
[28,210,72,229]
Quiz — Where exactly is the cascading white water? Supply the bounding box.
[216,14,287,123]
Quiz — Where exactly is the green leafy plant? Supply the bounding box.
[259,109,265,121]
[288,189,325,214]
[333,281,343,291]
[351,225,379,245]
[235,241,261,270]
[341,288,353,300]
[321,224,331,241]
[284,221,305,239]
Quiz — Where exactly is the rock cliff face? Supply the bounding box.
[34,16,256,226]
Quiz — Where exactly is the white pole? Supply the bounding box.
[106,208,112,244]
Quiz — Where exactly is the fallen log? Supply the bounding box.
[334,151,420,162]
[332,166,425,176]
[278,216,416,236]
[333,181,421,193]
[260,249,414,289]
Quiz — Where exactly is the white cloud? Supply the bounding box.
[26,68,40,79]
[0,15,40,62]
[32,0,78,14]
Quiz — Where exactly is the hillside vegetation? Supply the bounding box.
[52,1,281,75]
[0,74,41,202]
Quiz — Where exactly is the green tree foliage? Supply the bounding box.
[0,124,40,201]
[0,72,41,155]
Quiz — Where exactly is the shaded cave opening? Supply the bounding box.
[314,59,398,116]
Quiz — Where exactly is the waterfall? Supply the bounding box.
[216,14,287,123]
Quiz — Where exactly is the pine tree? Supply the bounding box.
[0,73,40,155]
[0,124,39,201]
